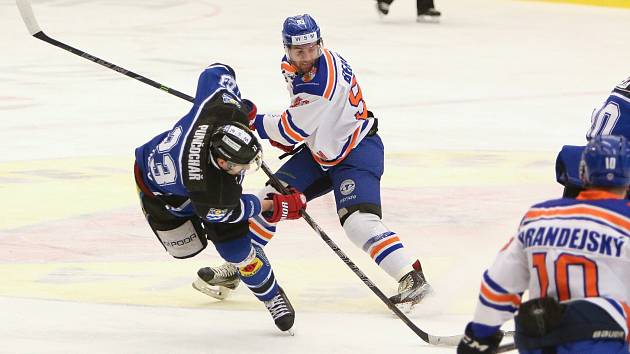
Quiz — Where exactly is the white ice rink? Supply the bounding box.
[2,0,630,353]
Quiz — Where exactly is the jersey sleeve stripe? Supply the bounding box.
[524,205,630,235]
[277,118,299,145]
[480,283,521,307]
[285,111,309,138]
[483,271,510,294]
[621,301,630,343]
[322,49,337,100]
[478,295,519,313]
[280,111,307,142]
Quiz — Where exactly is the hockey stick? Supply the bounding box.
[497,342,517,353]
[15,0,190,102]
[16,0,516,347]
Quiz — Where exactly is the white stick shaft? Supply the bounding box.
[16,0,42,35]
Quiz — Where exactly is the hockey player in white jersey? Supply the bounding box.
[457,135,630,354]
[193,14,432,311]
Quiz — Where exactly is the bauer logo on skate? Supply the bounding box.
[239,258,263,277]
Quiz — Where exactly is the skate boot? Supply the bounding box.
[264,287,295,335]
[388,260,433,312]
[376,0,391,16]
[192,262,240,300]
[417,8,441,23]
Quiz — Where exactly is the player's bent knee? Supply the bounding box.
[153,219,207,259]
[342,211,390,250]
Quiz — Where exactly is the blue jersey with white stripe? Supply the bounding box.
[135,64,261,224]
[587,78,630,140]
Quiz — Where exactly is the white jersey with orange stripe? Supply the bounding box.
[470,190,630,337]
[254,49,375,168]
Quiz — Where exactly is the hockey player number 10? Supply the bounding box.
[532,252,599,301]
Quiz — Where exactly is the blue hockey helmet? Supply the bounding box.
[580,135,630,187]
[282,14,322,47]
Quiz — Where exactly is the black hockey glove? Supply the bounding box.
[457,323,504,354]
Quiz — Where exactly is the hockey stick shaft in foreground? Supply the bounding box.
[16,0,515,347]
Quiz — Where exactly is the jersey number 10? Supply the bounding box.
[532,252,599,301]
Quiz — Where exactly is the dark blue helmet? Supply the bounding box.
[282,14,321,47]
[580,135,630,187]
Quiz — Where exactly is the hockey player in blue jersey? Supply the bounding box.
[556,76,630,198]
[458,135,630,354]
[193,15,432,312]
[134,63,307,333]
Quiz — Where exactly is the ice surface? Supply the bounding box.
[1,0,629,353]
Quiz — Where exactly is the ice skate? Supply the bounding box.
[264,287,295,335]
[192,262,240,300]
[389,262,433,313]
[417,8,441,23]
[376,0,391,17]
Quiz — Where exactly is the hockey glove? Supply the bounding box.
[264,188,307,223]
[270,140,295,153]
[457,323,504,354]
[241,99,257,130]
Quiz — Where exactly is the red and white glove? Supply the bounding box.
[241,99,257,130]
[265,188,307,223]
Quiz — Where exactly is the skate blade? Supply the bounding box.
[192,280,231,300]
[284,327,295,336]
[416,16,440,23]
[393,286,434,314]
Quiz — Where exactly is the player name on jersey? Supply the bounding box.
[518,226,626,257]
[188,124,210,181]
